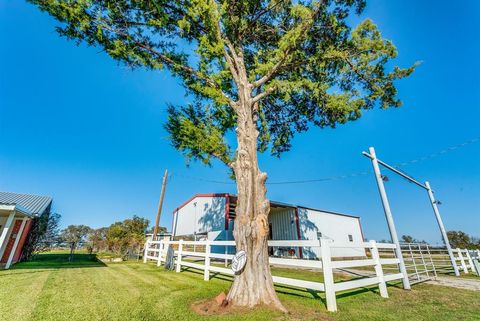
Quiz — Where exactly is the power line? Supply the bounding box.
[170,136,480,185]
[396,137,480,167]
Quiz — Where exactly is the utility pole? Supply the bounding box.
[153,169,168,241]
[367,147,411,290]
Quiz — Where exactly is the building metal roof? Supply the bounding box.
[0,191,52,216]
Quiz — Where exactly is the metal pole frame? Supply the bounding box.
[425,181,460,276]
[363,147,459,277]
[366,147,411,289]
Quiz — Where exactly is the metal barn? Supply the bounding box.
[172,194,365,258]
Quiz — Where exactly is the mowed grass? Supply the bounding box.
[0,253,479,321]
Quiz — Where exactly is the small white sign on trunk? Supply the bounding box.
[231,250,247,274]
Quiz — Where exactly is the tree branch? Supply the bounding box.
[252,54,288,88]
[252,85,277,104]
[99,22,233,104]
[252,0,324,88]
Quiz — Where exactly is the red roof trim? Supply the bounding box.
[224,193,230,230]
[175,193,228,213]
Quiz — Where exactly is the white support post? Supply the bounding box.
[0,212,16,262]
[204,240,211,281]
[157,241,163,267]
[464,249,475,273]
[368,147,411,290]
[370,240,388,298]
[176,240,183,273]
[456,248,468,274]
[143,241,149,263]
[425,181,460,277]
[320,238,336,312]
[5,218,28,269]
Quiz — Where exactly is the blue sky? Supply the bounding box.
[1,0,479,244]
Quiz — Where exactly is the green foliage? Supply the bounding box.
[401,235,426,244]
[86,227,109,253]
[105,215,149,254]
[21,212,61,261]
[447,230,479,250]
[60,224,92,261]
[60,225,91,248]
[30,0,416,164]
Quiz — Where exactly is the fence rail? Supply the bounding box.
[452,248,477,274]
[144,238,404,312]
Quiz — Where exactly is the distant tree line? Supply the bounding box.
[59,216,168,260]
[21,213,167,261]
[401,232,480,250]
[447,231,480,250]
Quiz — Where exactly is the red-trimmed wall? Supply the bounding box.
[1,220,22,263]
[0,219,32,264]
[13,220,33,263]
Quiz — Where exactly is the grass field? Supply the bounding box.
[0,253,479,321]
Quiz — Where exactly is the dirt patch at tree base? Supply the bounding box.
[191,299,257,316]
[191,299,336,320]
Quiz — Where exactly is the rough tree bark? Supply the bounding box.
[225,53,286,311]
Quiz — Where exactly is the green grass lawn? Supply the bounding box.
[0,253,479,321]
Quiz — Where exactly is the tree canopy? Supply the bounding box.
[106,215,149,253]
[30,0,416,167]
[448,230,480,250]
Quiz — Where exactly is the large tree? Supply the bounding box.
[30,0,415,310]
[106,215,149,254]
[60,225,92,261]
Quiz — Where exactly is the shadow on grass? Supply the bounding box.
[11,253,107,270]
[178,265,408,309]
[181,266,327,302]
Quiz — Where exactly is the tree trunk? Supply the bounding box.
[69,243,75,262]
[226,83,286,312]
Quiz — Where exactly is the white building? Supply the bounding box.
[172,194,365,258]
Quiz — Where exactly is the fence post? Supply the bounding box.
[456,248,468,274]
[320,238,336,312]
[143,241,149,263]
[176,240,184,273]
[204,240,211,281]
[457,247,468,274]
[464,249,475,273]
[157,241,163,267]
[370,240,388,298]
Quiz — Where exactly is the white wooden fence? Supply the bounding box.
[452,248,478,274]
[144,239,404,312]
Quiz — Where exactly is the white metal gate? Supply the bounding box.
[401,243,437,284]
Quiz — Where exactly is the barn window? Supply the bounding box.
[316,231,322,240]
[348,234,353,242]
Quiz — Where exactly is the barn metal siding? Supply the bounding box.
[298,207,366,258]
[268,208,301,257]
[172,193,366,259]
[173,196,226,237]
[268,208,298,240]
